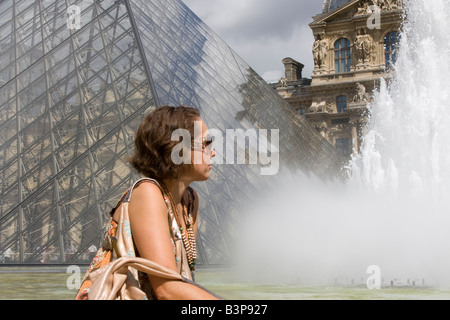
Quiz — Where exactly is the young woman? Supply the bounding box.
[77,106,218,300]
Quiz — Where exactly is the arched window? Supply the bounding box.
[336,95,347,113]
[384,31,399,69]
[334,38,351,73]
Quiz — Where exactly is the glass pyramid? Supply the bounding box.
[0,0,342,265]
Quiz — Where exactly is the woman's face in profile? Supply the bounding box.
[189,119,215,181]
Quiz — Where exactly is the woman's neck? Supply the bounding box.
[162,178,191,204]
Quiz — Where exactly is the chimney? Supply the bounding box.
[282,57,304,82]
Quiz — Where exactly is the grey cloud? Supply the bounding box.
[185,0,322,43]
[183,0,324,79]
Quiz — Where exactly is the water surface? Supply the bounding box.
[1,267,450,300]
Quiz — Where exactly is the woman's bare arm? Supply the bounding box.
[128,182,218,300]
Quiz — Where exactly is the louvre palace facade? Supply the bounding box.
[0,0,343,265]
[275,0,403,157]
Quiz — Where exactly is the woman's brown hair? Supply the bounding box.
[128,106,201,181]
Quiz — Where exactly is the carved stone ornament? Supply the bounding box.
[313,33,328,71]
[354,30,375,66]
[374,0,404,11]
[309,103,318,113]
[278,77,288,88]
[352,82,371,103]
[315,121,328,133]
[326,98,337,113]
[356,0,372,15]
[356,0,403,15]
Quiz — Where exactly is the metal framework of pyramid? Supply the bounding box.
[0,0,342,265]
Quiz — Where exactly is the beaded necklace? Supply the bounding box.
[162,184,197,271]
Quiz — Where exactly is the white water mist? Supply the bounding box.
[233,0,450,287]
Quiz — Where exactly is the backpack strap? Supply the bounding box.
[121,178,175,238]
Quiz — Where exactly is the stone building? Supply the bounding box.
[275,0,403,157]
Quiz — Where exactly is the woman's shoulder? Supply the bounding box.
[131,180,165,201]
[127,180,167,213]
[113,181,165,221]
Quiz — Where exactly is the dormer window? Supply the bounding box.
[334,38,351,73]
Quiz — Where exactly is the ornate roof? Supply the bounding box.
[322,0,353,13]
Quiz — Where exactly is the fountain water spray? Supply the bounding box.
[234,0,450,288]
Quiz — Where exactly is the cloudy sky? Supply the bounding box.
[183,0,324,82]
